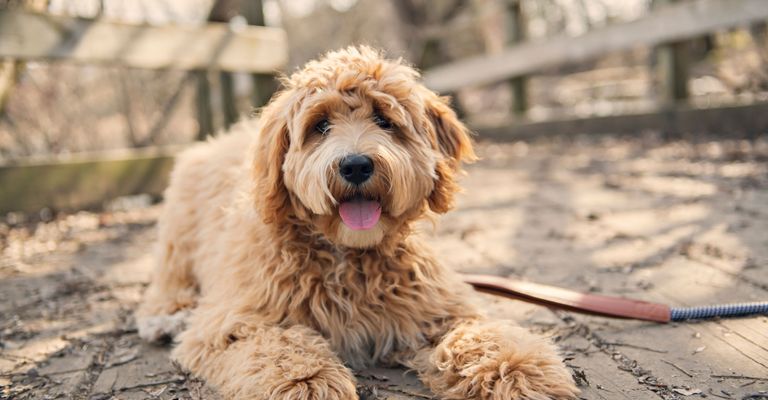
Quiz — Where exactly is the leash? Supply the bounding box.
[463,274,768,322]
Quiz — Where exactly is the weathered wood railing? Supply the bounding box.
[0,10,286,71]
[0,8,287,213]
[424,0,768,138]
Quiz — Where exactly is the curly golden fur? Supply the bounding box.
[136,46,578,400]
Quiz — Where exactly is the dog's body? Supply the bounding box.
[137,47,578,399]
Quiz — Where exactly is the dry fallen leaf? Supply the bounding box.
[673,387,702,396]
[144,385,167,397]
[105,348,139,368]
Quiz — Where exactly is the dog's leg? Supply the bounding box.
[407,319,579,400]
[171,306,358,400]
[135,238,198,343]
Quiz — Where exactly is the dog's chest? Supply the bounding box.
[294,258,439,367]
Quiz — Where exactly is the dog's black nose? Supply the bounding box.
[339,154,374,185]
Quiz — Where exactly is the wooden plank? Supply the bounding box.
[219,71,238,128]
[0,148,178,213]
[567,258,768,399]
[0,60,21,112]
[208,0,242,129]
[654,0,690,107]
[471,102,768,141]
[0,10,287,73]
[448,140,768,399]
[545,149,768,395]
[455,138,768,397]
[195,71,215,140]
[507,0,527,116]
[656,40,690,106]
[242,0,278,108]
[424,0,768,92]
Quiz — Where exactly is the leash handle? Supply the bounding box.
[462,274,671,323]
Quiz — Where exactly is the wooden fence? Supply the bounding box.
[1,0,768,213]
[0,10,286,72]
[424,0,768,138]
[0,7,287,213]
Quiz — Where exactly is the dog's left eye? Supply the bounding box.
[315,119,331,135]
[373,113,393,130]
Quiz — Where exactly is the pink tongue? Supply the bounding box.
[339,200,381,230]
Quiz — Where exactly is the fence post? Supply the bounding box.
[654,0,689,108]
[752,20,767,48]
[195,70,214,140]
[507,0,527,117]
[242,0,277,108]
[421,37,466,117]
[0,60,22,114]
[219,71,238,127]
[208,0,240,128]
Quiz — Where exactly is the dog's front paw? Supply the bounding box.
[136,310,190,343]
[425,321,579,400]
[266,364,358,400]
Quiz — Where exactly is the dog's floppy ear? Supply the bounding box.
[426,94,477,166]
[423,93,477,214]
[252,90,292,225]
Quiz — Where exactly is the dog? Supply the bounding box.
[136,46,578,400]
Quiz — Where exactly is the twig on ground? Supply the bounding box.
[117,377,186,392]
[0,353,36,362]
[707,388,732,399]
[602,342,668,354]
[711,374,768,382]
[42,367,90,376]
[661,359,693,377]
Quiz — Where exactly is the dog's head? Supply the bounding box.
[252,46,475,248]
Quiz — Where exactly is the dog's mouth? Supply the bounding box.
[338,195,381,231]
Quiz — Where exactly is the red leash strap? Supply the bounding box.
[463,274,672,323]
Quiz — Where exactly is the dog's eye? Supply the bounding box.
[315,119,331,135]
[373,113,393,130]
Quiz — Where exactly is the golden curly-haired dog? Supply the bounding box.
[136,46,578,400]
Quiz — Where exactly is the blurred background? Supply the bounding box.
[0,0,766,162]
[1,0,767,217]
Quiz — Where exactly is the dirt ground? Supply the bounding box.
[1,134,767,400]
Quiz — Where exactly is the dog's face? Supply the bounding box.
[253,47,475,248]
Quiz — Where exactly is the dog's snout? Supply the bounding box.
[339,154,374,185]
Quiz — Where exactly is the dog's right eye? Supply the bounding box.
[315,119,331,135]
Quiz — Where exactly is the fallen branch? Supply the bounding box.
[117,377,187,392]
[661,359,694,377]
[711,374,768,382]
[602,342,668,354]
